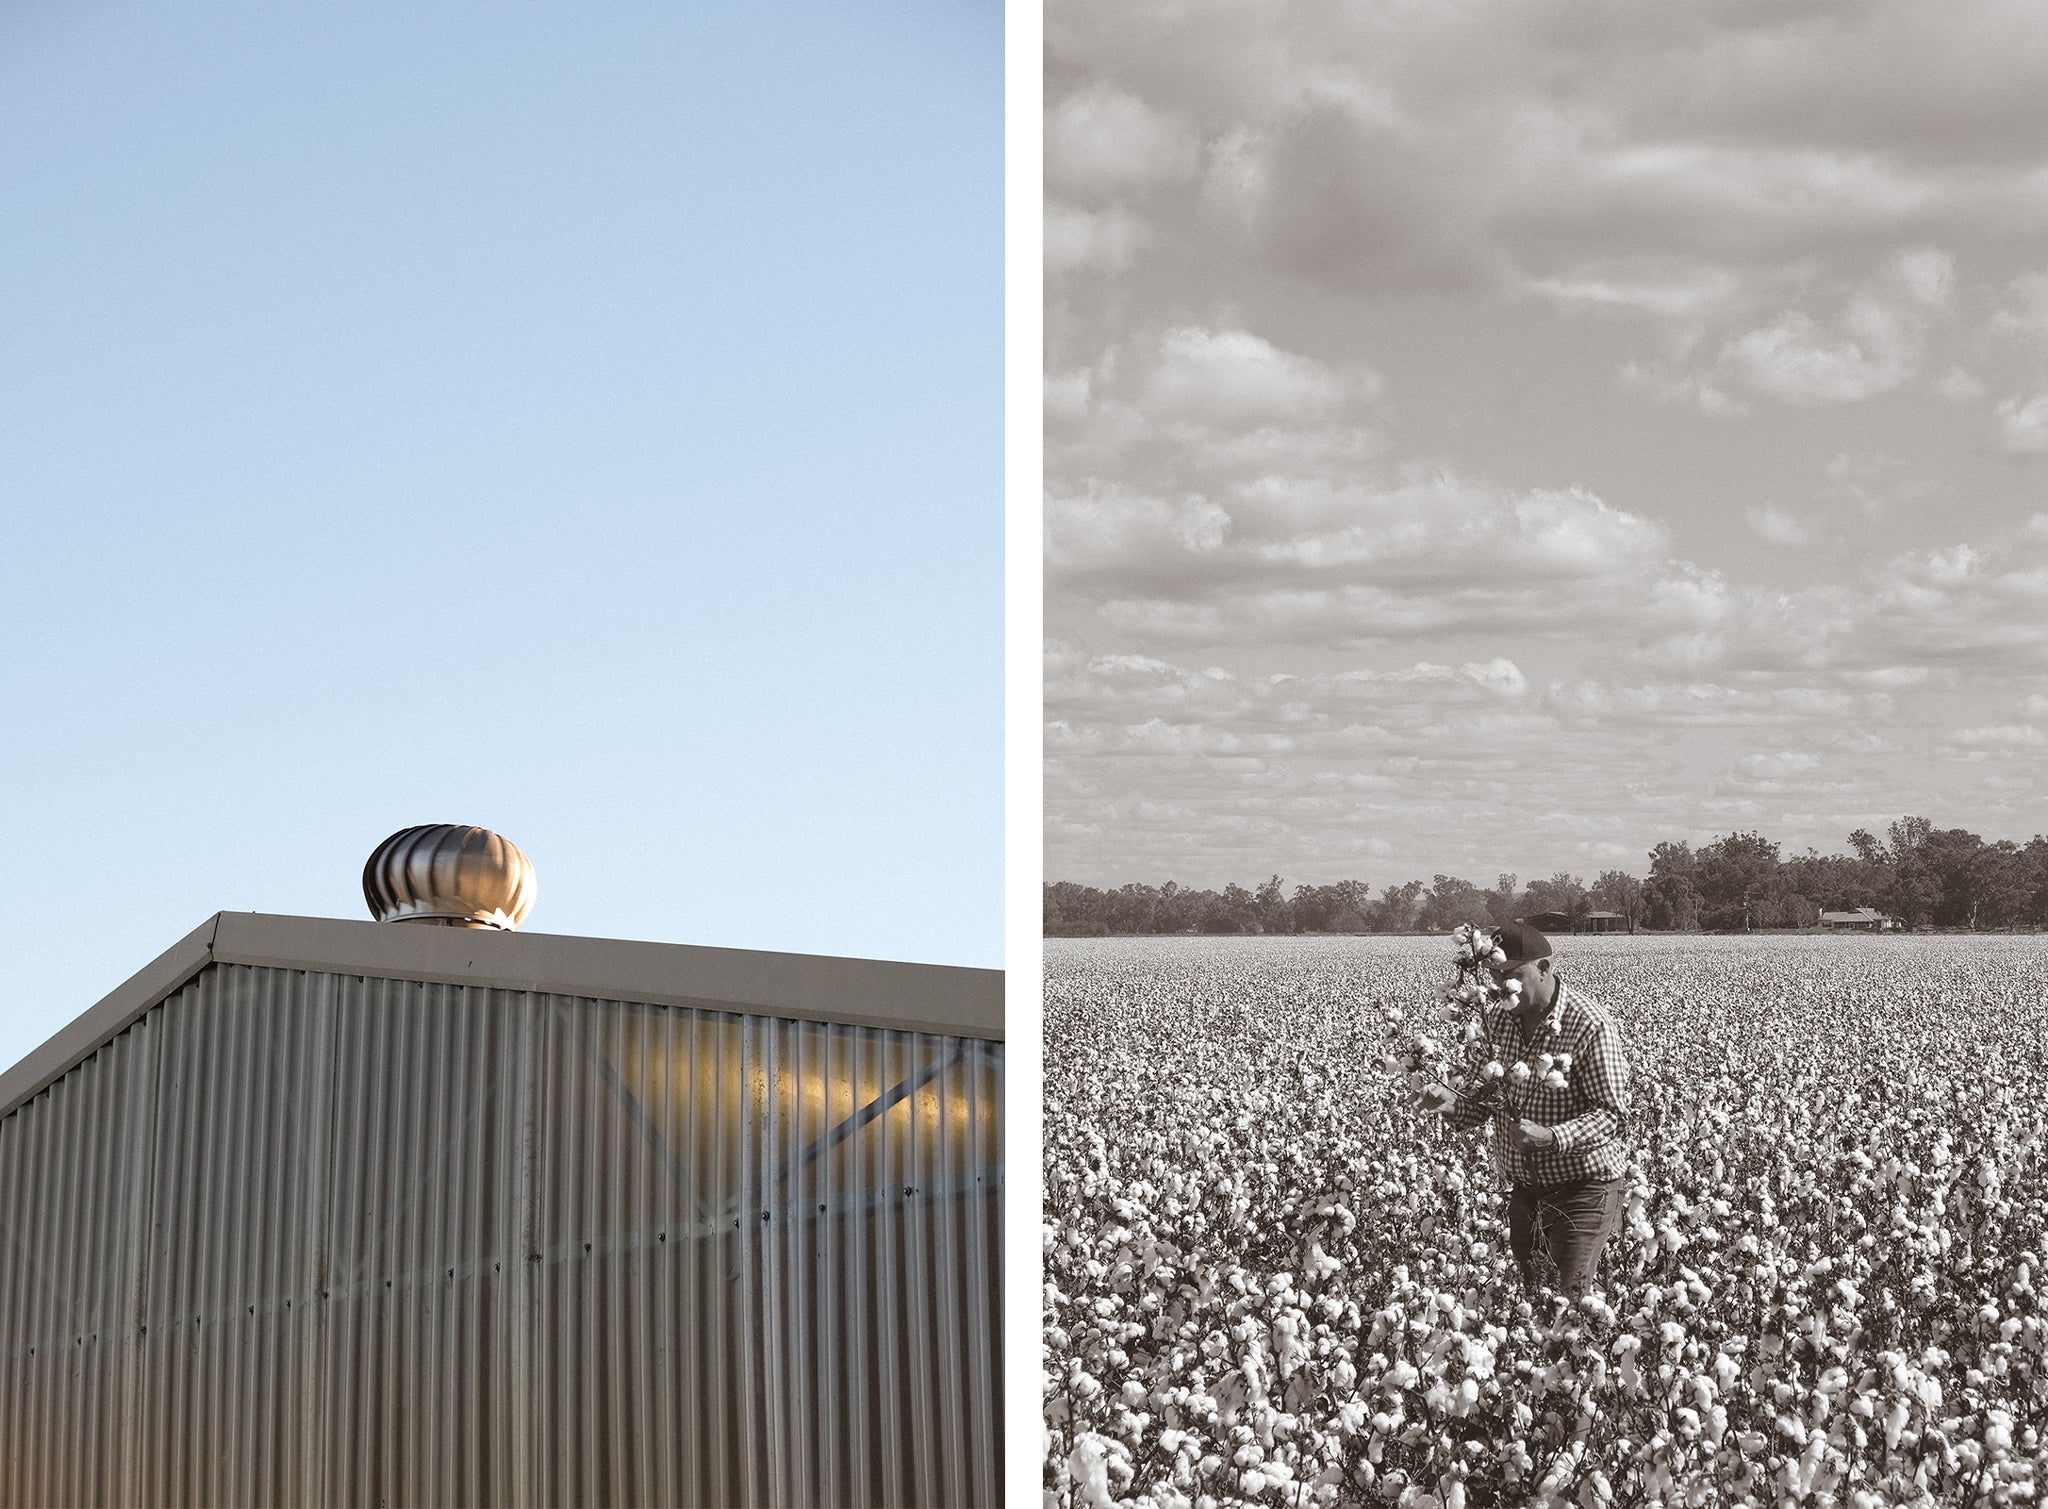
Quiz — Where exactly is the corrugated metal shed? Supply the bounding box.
[0,914,1003,1508]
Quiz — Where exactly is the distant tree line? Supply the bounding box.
[1043,817,2048,937]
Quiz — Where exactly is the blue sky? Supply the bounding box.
[0,4,1003,1072]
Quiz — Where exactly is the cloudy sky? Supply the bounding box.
[1046,0,2048,892]
[0,5,999,1075]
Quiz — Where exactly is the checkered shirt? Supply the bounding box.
[1442,978,1630,1186]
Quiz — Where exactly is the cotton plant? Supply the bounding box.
[1381,924,1570,1120]
[1044,934,2048,1508]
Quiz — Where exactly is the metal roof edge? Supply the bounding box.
[0,913,1003,1121]
[0,913,223,1122]
[207,914,1005,1040]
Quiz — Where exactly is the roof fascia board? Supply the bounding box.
[209,914,1004,1041]
[2,913,1001,1122]
[0,913,222,1121]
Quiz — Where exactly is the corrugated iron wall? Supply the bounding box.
[0,963,1002,1508]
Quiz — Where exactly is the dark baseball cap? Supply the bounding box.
[1492,921,1553,965]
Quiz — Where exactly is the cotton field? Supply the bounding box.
[1043,933,2048,1508]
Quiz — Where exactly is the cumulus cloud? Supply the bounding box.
[1724,308,1911,404]
[1819,451,1936,515]
[1046,203,1152,275]
[1639,250,1958,410]
[1948,724,2048,748]
[1053,473,1687,649]
[1052,2,2048,306]
[1991,270,2048,346]
[1937,724,2048,762]
[1044,639,1941,884]
[1937,365,1988,402]
[1740,751,1823,778]
[1145,326,1382,426]
[1996,393,2048,454]
[1044,0,2048,884]
[1047,324,1390,489]
[1046,486,1235,577]
[1746,506,1809,545]
[1045,87,1201,200]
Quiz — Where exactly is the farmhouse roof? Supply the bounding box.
[1818,907,1889,923]
[0,911,1004,1123]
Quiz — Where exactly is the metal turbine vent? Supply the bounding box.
[363,824,536,930]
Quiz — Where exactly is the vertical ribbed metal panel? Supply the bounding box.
[0,963,1002,1508]
[0,1010,156,1509]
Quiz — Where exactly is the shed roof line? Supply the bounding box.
[0,912,1004,1122]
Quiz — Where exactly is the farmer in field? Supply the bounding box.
[1419,921,1631,1298]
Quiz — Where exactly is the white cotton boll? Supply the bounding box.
[1986,1410,2014,1451]
[1884,1398,1909,1450]
[1067,1434,1121,1509]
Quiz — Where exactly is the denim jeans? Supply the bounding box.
[1506,1177,1625,1298]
